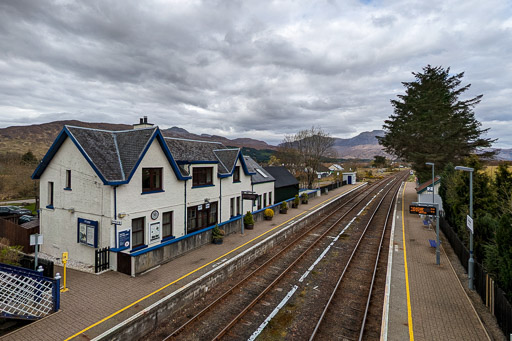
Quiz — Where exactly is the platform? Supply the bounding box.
[1,184,362,341]
[382,182,490,341]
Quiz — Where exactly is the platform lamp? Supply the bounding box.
[425,162,440,265]
[455,166,475,290]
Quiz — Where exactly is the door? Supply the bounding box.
[348,175,352,184]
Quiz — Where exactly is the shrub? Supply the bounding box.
[301,193,308,201]
[244,211,255,225]
[212,224,225,240]
[293,194,300,206]
[0,238,22,266]
[264,208,274,218]
[280,201,288,210]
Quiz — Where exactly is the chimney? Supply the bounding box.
[133,116,154,130]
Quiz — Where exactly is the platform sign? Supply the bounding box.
[467,215,473,233]
[409,204,436,215]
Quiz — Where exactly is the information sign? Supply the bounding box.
[242,191,258,200]
[30,234,43,246]
[149,222,161,243]
[409,204,437,215]
[118,230,130,248]
[467,215,473,233]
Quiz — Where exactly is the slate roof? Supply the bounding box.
[33,125,257,184]
[66,126,156,182]
[416,176,441,194]
[263,166,298,188]
[244,156,275,184]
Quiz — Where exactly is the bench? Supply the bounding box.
[429,239,439,248]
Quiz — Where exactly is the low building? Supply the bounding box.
[416,176,443,212]
[263,166,299,203]
[342,172,357,185]
[31,120,274,274]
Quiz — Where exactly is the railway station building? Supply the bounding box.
[32,120,275,274]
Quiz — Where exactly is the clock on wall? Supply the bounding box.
[151,210,159,220]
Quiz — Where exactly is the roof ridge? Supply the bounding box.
[65,125,157,134]
[213,148,240,152]
[164,136,224,144]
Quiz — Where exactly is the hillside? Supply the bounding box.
[332,130,388,159]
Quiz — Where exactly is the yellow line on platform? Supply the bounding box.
[65,186,359,340]
[402,182,414,340]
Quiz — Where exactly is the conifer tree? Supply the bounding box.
[378,65,495,182]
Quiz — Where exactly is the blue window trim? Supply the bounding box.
[161,235,175,243]
[191,184,215,189]
[46,205,54,209]
[141,189,165,195]
[232,180,241,183]
[111,246,129,252]
[130,244,148,253]
[64,187,72,191]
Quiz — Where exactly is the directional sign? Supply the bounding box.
[242,191,258,200]
[409,204,436,215]
[467,215,473,233]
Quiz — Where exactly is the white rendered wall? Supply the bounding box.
[115,141,185,249]
[39,137,112,265]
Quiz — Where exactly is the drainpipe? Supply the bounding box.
[114,185,118,248]
[184,179,187,235]
[219,177,222,222]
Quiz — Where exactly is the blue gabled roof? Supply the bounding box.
[31,126,190,184]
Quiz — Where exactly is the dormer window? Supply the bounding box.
[192,167,213,187]
[142,168,162,192]
[233,166,240,182]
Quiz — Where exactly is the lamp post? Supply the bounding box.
[425,162,440,265]
[455,166,474,290]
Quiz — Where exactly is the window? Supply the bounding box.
[192,167,213,187]
[162,211,173,239]
[269,192,272,205]
[257,195,262,210]
[236,196,241,215]
[132,217,145,248]
[230,198,235,217]
[65,170,71,189]
[233,166,240,182]
[264,193,267,207]
[187,202,217,234]
[255,168,268,178]
[142,168,162,192]
[48,182,54,207]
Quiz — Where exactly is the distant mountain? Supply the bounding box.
[332,130,387,159]
[0,121,276,158]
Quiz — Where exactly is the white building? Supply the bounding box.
[32,122,274,272]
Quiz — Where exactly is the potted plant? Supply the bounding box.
[301,192,309,204]
[292,194,300,208]
[212,224,225,244]
[264,208,274,221]
[244,211,255,229]
[279,201,288,214]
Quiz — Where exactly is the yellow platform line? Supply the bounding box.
[65,186,360,340]
[402,182,414,340]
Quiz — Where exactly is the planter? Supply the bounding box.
[212,238,223,245]
[245,224,254,230]
[301,200,308,204]
[264,216,273,221]
[292,203,298,208]
[280,209,288,214]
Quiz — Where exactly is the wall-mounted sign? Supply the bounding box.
[242,191,258,200]
[149,222,161,243]
[467,215,473,233]
[118,229,130,248]
[151,210,159,220]
[77,218,98,248]
[111,219,122,225]
[198,205,203,211]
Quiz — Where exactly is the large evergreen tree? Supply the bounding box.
[378,65,495,182]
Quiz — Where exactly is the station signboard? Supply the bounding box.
[409,204,437,215]
[242,191,258,201]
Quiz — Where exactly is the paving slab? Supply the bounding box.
[1,184,361,341]
[384,182,489,341]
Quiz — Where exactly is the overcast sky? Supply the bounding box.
[1,0,511,147]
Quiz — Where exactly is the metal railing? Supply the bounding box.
[0,263,60,320]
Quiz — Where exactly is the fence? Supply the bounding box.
[319,180,346,194]
[95,246,110,273]
[18,255,54,278]
[0,217,39,253]
[440,218,512,338]
[0,263,60,320]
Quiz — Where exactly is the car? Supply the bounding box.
[18,215,37,224]
[0,206,32,216]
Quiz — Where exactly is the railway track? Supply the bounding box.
[144,171,408,340]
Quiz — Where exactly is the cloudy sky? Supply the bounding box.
[1,0,511,147]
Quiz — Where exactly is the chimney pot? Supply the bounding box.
[139,118,143,124]
[144,116,148,124]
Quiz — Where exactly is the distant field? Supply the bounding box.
[483,165,512,178]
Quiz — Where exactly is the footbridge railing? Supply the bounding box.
[0,263,60,320]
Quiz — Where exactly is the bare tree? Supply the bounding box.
[277,127,336,188]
